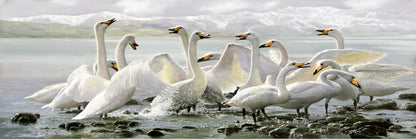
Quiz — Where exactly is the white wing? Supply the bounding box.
[147,53,187,85]
[207,44,280,92]
[25,83,66,103]
[286,49,386,84]
[66,65,109,102]
[347,63,413,82]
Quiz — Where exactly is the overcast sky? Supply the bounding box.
[1,0,415,19]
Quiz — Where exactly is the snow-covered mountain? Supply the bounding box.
[3,7,416,38]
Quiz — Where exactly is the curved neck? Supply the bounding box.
[188,38,203,78]
[275,66,292,101]
[244,38,261,87]
[317,70,340,88]
[179,32,191,76]
[95,29,110,80]
[335,35,344,49]
[275,44,289,67]
[115,38,129,69]
[327,60,342,70]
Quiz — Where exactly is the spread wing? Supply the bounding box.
[147,53,187,85]
[348,63,413,82]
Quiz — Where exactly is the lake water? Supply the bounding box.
[0,38,415,138]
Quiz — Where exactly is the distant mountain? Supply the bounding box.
[3,7,416,38]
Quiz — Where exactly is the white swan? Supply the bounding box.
[259,40,289,86]
[314,59,411,102]
[279,69,361,119]
[25,60,117,104]
[150,32,210,112]
[227,62,310,123]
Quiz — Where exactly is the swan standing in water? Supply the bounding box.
[314,59,411,103]
[150,32,210,113]
[227,62,310,124]
[278,69,361,119]
[25,60,118,104]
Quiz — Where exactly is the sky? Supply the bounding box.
[1,0,416,19]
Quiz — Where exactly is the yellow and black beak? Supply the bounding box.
[130,42,138,50]
[235,33,249,40]
[351,78,361,88]
[102,18,116,25]
[313,64,323,75]
[169,27,181,34]
[112,63,119,71]
[198,55,212,62]
[316,29,331,36]
[295,62,310,68]
[259,41,273,48]
[198,32,211,39]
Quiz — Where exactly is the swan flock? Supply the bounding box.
[26,18,412,123]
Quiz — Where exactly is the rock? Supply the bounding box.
[133,112,139,115]
[327,127,340,133]
[135,128,145,134]
[398,93,416,100]
[308,123,323,128]
[152,128,176,132]
[128,121,139,127]
[115,130,135,137]
[269,127,290,138]
[357,99,397,110]
[59,122,85,131]
[332,105,355,114]
[113,120,131,126]
[146,130,164,137]
[353,118,393,129]
[274,114,297,121]
[142,96,156,103]
[125,99,141,105]
[183,126,197,129]
[349,125,388,138]
[241,124,258,132]
[91,122,105,127]
[344,115,367,124]
[11,113,40,125]
[217,125,240,136]
[294,126,309,134]
[281,124,297,129]
[302,133,320,138]
[340,126,354,134]
[400,102,416,111]
[258,126,274,135]
[388,125,403,132]
[115,125,129,130]
[326,115,347,123]
[91,129,114,133]
[122,110,131,114]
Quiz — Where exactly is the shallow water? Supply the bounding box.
[0,38,415,138]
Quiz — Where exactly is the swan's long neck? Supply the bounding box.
[244,38,261,88]
[317,70,340,88]
[275,66,292,102]
[325,60,342,80]
[188,37,204,79]
[335,34,344,49]
[276,43,289,68]
[115,38,129,69]
[95,29,111,80]
[180,32,191,77]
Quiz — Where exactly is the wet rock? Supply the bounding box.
[122,110,131,114]
[115,130,135,137]
[302,133,320,138]
[344,115,367,124]
[217,125,240,136]
[269,127,290,138]
[258,126,274,135]
[388,125,403,132]
[182,126,197,129]
[91,122,105,127]
[353,118,393,129]
[152,128,176,132]
[326,115,347,123]
[59,122,85,131]
[332,105,355,114]
[400,102,416,111]
[327,123,342,128]
[308,123,323,128]
[357,99,397,110]
[125,99,141,105]
[281,124,297,129]
[11,113,40,125]
[128,121,139,127]
[133,112,139,115]
[146,130,164,137]
[398,93,416,100]
[294,126,309,134]
[135,128,145,134]
[327,127,340,133]
[143,96,156,103]
[115,125,129,130]
[340,126,354,134]
[91,129,114,133]
[349,125,388,138]
[113,120,130,126]
[241,124,259,132]
[274,114,297,121]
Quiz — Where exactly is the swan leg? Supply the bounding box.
[192,105,196,112]
[304,107,309,120]
[77,106,81,110]
[296,109,301,118]
[187,107,191,113]
[324,98,331,117]
[217,103,222,111]
[256,109,261,117]
[369,96,373,102]
[104,113,108,118]
[353,99,357,112]
[252,113,257,124]
[242,108,246,119]
[261,108,271,120]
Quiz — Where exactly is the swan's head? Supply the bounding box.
[316,28,342,38]
[123,34,139,50]
[168,26,186,34]
[95,18,116,31]
[107,60,119,71]
[259,40,284,49]
[191,31,210,41]
[235,32,257,41]
[286,62,310,70]
[329,69,361,89]
[313,59,336,75]
[197,52,221,62]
